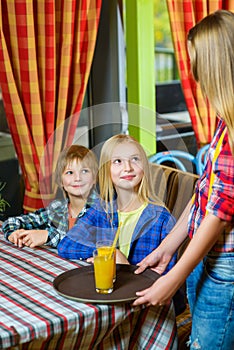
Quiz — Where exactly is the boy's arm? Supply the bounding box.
[17,229,49,248]
[45,226,65,247]
[2,208,49,240]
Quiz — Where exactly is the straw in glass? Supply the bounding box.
[108,222,122,259]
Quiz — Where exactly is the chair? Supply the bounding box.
[195,144,210,176]
[149,150,197,174]
[149,163,199,348]
[149,163,199,219]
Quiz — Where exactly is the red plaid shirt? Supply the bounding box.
[188,118,234,252]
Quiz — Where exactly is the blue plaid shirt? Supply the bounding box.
[2,191,96,248]
[58,199,177,273]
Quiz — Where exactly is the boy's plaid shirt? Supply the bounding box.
[2,191,97,248]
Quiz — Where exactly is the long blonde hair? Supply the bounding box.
[188,10,234,154]
[99,134,153,213]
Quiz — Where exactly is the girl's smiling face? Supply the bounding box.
[62,159,95,199]
[110,142,144,192]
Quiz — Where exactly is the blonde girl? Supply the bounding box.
[98,134,162,217]
[133,10,234,350]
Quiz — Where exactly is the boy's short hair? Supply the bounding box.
[55,145,98,189]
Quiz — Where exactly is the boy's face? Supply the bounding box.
[62,159,95,199]
[110,142,144,192]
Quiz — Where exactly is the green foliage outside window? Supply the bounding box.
[0,182,10,214]
[154,0,172,48]
[154,0,178,81]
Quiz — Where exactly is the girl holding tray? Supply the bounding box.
[133,10,234,350]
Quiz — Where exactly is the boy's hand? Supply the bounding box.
[19,230,48,247]
[8,229,25,247]
[10,230,49,248]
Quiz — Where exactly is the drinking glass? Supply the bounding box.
[96,240,116,282]
[93,248,114,294]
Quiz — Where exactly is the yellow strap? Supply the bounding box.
[206,127,227,215]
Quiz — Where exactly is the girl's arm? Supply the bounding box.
[57,234,95,260]
[133,213,227,307]
[135,199,192,275]
[58,205,100,260]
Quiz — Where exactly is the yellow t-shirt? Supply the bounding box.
[118,202,147,258]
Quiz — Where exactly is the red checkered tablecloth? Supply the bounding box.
[0,234,177,349]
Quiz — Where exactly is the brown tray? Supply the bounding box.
[53,264,160,304]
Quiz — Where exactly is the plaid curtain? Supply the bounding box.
[166,0,234,148]
[0,0,101,211]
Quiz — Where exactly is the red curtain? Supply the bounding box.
[166,0,234,148]
[0,0,101,211]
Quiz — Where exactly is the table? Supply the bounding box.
[0,233,178,349]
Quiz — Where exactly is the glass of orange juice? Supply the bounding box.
[96,240,116,282]
[93,248,114,294]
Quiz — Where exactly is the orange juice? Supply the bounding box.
[93,249,114,294]
[97,246,116,282]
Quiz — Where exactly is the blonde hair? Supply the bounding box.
[188,10,234,154]
[55,144,98,195]
[98,134,162,214]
